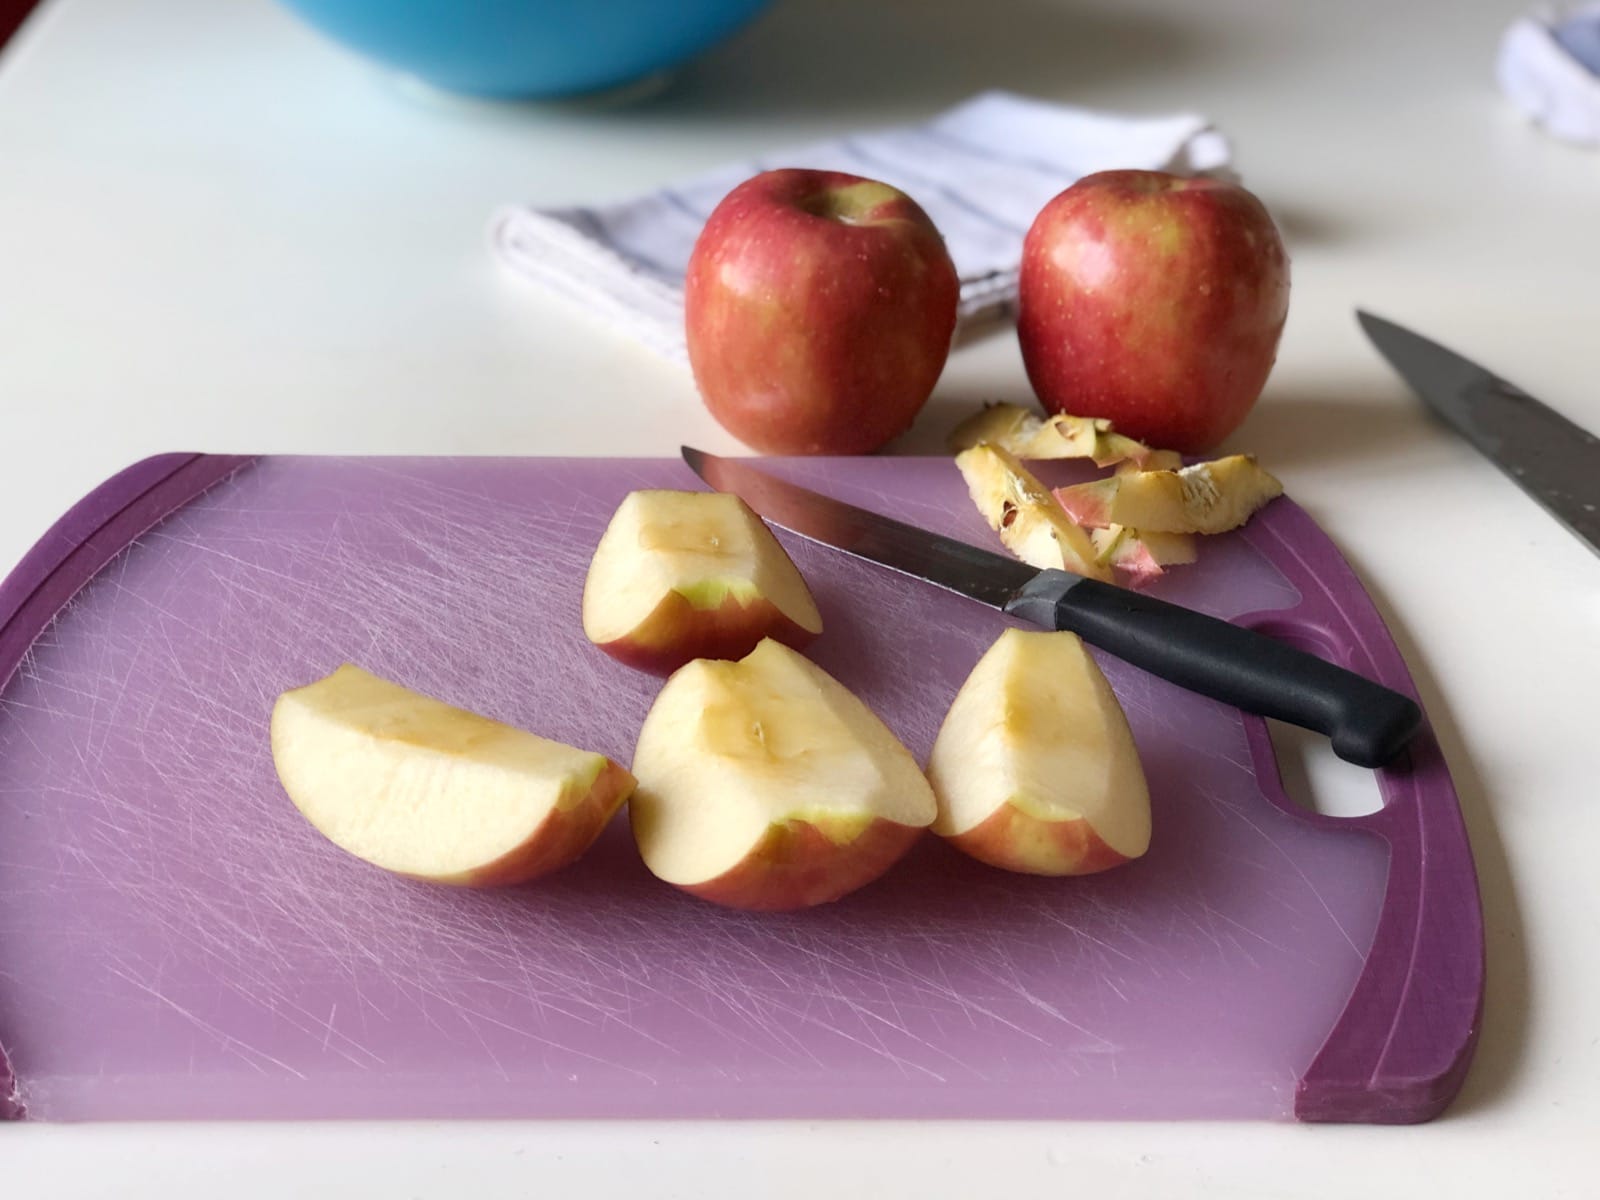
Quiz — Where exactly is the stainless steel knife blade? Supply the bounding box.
[681,445,1040,610]
[1358,310,1600,557]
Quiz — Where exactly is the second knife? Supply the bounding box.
[1359,310,1600,558]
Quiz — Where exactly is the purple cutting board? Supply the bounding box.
[0,454,1481,1123]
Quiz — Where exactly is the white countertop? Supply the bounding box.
[2,0,1596,1194]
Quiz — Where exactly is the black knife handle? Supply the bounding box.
[1004,571,1421,768]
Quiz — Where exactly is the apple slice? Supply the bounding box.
[947,402,1164,468]
[272,664,635,886]
[955,443,1111,580]
[583,489,823,675]
[927,629,1150,876]
[1090,525,1198,588]
[1054,455,1283,534]
[630,638,936,911]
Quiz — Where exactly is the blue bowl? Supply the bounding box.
[278,0,777,99]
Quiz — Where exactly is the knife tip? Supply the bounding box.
[681,445,716,484]
[1354,308,1397,336]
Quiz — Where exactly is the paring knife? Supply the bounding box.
[683,447,1422,769]
[1359,310,1600,557]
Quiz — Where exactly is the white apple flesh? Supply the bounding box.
[927,629,1150,876]
[630,638,936,911]
[583,489,823,675]
[272,665,635,886]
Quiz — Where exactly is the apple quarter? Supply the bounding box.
[582,489,823,674]
[630,638,936,911]
[927,628,1150,876]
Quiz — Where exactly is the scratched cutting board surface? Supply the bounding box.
[0,455,1480,1123]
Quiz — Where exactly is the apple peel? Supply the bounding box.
[676,815,925,912]
[947,402,1167,468]
[1116,449,1185,474]
[1091,525,1198,588]
[954,443,1111,581]
[1054,455,1283,535]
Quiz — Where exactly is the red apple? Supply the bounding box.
[1017,170,1290,454]
[684,168,960,455]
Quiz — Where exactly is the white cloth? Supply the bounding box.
[1498,4,1600,145]
[490,91,1231,363]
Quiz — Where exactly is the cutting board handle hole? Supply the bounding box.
[1264,718,1384,819]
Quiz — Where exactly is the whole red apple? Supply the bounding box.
[684,169,959,455]
[1017,170,1289,453]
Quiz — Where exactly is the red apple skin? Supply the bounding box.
[684,168,960,455]
[944,801,1137,878]
[595,589,818,676]
[1017,170,1289,454]
[423,760,636,888]
[665,816,924,912]
[1050,485,1114,529]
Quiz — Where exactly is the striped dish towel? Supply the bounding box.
[490,91,1232,363]
[1498,3,1600,144]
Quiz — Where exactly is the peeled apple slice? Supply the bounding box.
[955,443,1111,580]
[272,665,635,886]
[947,402,1165,468]
[1054,455,1283,534]
[927,629,1151,876]
[583,489,823,675]
[630,638,936,911]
